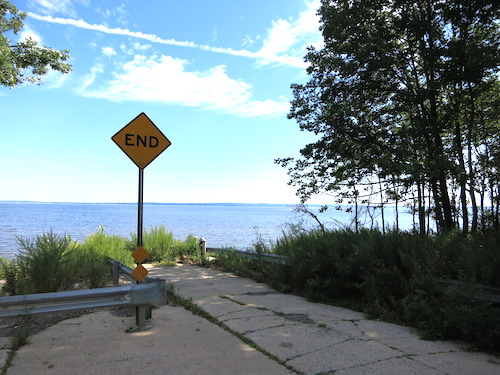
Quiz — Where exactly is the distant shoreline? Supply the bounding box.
[0,201,310,207]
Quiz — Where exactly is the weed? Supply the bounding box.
[10,328,28,351]
[219,295,247,305]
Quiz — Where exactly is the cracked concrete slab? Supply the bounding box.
[7,306,294,375]
[247,322,352,361]
[412,351,500,375]
[333,356,444,375]
[150,265,500,375]
[218,307,286,334]
[5,264,498,375]
[290,337,403,374]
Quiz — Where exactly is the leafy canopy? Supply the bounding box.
[277,0,499,233]
[0,0,71,87]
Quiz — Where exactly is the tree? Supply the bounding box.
[0,0,71,87]
[276,0,499,233]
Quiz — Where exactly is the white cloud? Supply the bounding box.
[26,6,319,69]
[256,0,323,65]
[28,0,78,17]
[18,25,43,44]
[80,55,289,117]
[97,3,128,26]
[132,42,151,51]
[43,68,70,88]
[101,46,117,57]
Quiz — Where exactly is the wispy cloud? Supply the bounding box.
[79,55,290,117]
[25,1,322,117]
[27,0,79,18]
[258,0,322,65]
[27,10,318,68]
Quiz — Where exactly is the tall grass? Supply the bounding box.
[14,232,76,294]
[131,225,200,263]
[82,226,134,266]
[0,225,199,295]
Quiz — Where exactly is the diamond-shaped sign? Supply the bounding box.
[132,246,149,263]
[132,263,149,282]
[112,112,171,169]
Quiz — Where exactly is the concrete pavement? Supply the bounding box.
[4,264,500,374]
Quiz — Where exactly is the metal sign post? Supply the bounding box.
[112,112,171,283]
[138,168,144,248]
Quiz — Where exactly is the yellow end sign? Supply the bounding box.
[112,112,171,169]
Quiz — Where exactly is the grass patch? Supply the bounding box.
[0,328,29,375]
[9,328,28,351]
[219,295,247,306]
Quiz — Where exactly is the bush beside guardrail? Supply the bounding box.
[0,258,167,328]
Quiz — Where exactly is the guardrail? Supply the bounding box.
[206,247,288,264]
[0,259,167,328]
[439,279,500,305]
[206,246,500,305]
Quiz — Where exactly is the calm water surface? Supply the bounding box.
[0,203,324,258]
[0,202,414,259]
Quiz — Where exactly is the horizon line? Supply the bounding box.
[0,200,313,206]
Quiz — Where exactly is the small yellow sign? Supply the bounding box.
[132,246,149,264]
[112,112,171,169]
[131,263,149,282]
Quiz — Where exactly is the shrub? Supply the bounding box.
[82,226,134,267]
[63,243,109,289]
[14,232,76,294]
[0,257,18,296]
[131,227,200,263]
[131,225,175,262]
[172,234,200,258]
[213,228,500,352]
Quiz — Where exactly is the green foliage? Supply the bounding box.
[14,232,76,294]
[82,226,133,267]
[277,0,500,233]
[214,228,500,352]
[63,244,109,289]
[0,0,71,87]
[402,281,500,352]
[135,225,175,262]
[0,257,18,295]
[132,226,200,263]
[10,327,28,350]
[0,226,199,296]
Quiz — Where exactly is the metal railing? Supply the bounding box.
[0,259,167,328]
[206,247,288,264]
[439,278,500,305]
[206,245,500,305]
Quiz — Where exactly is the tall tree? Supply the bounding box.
[276,0,499,233]
[0,0,71,87]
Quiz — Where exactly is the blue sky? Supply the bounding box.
[1,0,325,204]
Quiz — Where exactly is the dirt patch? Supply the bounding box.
[0,311,93,339]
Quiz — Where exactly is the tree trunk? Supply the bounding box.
[417,179,426,235]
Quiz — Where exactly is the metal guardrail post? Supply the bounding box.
[112,260,120,285]
[200,237,206,255]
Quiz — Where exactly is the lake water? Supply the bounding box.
[0,202,414,259]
